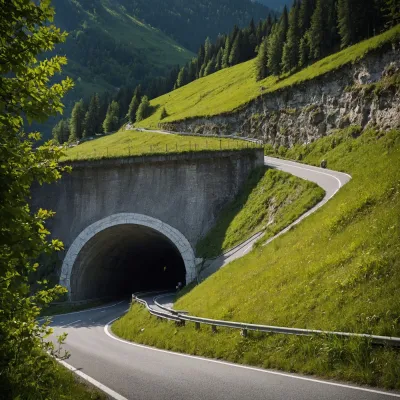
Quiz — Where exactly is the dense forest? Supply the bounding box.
[53,0,399,144]
[42,0,275,139]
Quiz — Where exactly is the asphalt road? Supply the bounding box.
[48,156,400,400]
[50,301,400,400]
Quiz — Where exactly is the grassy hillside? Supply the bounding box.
[137,25,400,128]
[62,130,258,161]
[196,167,324,258]
[113,127,400,388]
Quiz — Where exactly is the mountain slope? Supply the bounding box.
[53,0,194,99]
[135,25,400,129]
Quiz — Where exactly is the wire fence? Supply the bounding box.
[67,139,263,161]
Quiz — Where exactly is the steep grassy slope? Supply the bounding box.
[113,127,400,388]
[137,25,400,128]
[196,167,325,258]
[62,130,257,160]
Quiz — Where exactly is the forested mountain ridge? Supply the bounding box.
[255,0,291,11]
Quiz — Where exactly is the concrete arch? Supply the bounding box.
[60,213,197,299]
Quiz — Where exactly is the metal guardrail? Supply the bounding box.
[132,293,400,347]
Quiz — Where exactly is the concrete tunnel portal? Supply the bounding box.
[60,214,197,301]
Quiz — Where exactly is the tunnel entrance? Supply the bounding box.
[60,214,197,302]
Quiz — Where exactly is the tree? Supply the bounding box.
[127,93,140,123]
[282,1,301,72]
[383,0,400,27]
[160,107,168,120]
[222,35,232,68]
[0,0,73,397]
[204,37,213,64]
[299,0,315,35]
[267,8,288,76]
[337,0,352,47]
[308,0,324,60]
[83,93,100,138]
[103,101,120,132]
[215,48,224,71]
[136,96,152,122]
[52,119,70,144]
[204,56,216,76]
[298,33,310,67]
[69,99,85,140]
[176,66,189,88]
[229,31,242,66]
[256,37,269,81]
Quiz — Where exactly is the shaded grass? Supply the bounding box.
[40,299,109,317]
[196,167,325,258]
[137,25,400,129]
[113,127,400,388]
[62,130,258,161]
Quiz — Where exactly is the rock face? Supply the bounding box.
[163,45,400,147]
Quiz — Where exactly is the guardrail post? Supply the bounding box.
[241,329,248,338]
[195,322,200,331]
[211,325,217,333]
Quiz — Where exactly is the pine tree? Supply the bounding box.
[299,0,315,35]
[103,101,120,132]
[136,96,151,122]
[197,45,205,77]
[215,48,223,71]
[308,0,324,60]
[83,94,100,138]
[127,93,140,123]
[204,56,216,76]
[282,1,300,73]
[267,7,289,76]
[256,37,269,81]
[187,59,197,82]
[222,35,232,68]
[69,99,85,141]
[298,33,310,67]
[229,31,242,66]
[383,0,400,27]
[160,107,168,120]
[176,66,189,88]
[204,37,213,64]
[52,119,70,144]
[337,0,352,47]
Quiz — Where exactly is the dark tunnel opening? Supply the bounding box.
[69,224,186,301]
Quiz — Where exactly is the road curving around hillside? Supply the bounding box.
[199,155,352,279]
[48,156,400,400]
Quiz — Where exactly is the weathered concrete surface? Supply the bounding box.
[32,149,264,299]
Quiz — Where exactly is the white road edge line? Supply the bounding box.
[104,318,400,398]
[61,319,81,328]
[57,358,128,400]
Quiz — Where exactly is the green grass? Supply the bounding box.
[196,167,325,258]
[137,25,400,129]
[62,130,260,161]
[50,360,106,399]
[112,127,400,388]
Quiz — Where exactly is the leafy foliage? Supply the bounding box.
[0,0,80,397]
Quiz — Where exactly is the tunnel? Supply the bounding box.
[68,224,187,301]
